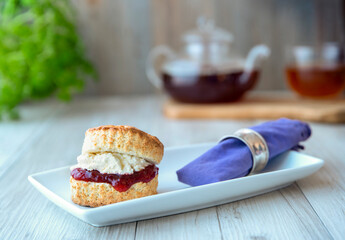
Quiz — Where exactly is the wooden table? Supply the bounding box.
[1,95,344,239]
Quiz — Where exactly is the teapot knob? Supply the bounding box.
[146,45,175,89]
[244,45,270,71]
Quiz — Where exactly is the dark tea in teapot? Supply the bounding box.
[146,18,269,102]
[162,69,259,103]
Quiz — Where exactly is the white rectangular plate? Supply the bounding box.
[28,143,324,227]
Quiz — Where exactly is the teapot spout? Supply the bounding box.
[244,45,270,71]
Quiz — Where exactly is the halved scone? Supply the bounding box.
[70,125,164,207]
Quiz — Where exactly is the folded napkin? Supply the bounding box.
[177,118,311,186]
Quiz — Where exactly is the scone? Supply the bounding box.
[70,125,164,207]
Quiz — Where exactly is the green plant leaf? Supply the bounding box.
[0,0,96,119]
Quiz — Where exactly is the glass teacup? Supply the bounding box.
[285,43,345,99]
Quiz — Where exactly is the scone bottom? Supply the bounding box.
[70,175,158,207]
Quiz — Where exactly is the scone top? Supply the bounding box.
[82,125,164,165]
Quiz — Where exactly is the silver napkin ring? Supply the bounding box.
[219,128,269,175]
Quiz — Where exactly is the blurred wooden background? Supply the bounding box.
[71,0,345,95]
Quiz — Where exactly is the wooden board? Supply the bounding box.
[164,92,345,123]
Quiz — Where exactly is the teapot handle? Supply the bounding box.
[146,45,175,89]
[244,45,270,71]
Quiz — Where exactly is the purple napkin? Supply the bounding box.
[176,118,311,186]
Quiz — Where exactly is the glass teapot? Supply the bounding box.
[146,18,270,103]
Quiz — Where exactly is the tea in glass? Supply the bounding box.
[285,44,345,98]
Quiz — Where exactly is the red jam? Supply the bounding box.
[71,165,158,192]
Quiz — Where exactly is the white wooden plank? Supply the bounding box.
[135,207,222,240]
[217,184,331,240]
[296,124,345,240]
[0,102,64,176]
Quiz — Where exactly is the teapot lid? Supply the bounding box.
[183,17,233,43]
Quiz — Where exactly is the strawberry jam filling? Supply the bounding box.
[71,165,158,192]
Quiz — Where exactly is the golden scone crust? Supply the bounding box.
[81,125,164,164]
[70,176,158,207]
